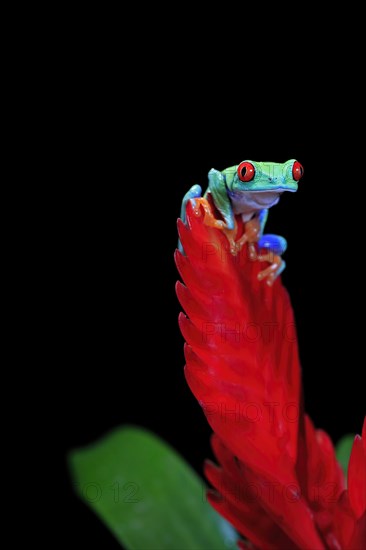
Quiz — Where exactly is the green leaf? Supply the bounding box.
[336,433,355,478]
[68,425,238,550]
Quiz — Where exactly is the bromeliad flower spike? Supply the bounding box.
[175,160,366,550]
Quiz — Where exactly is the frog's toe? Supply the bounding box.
[257,256,286,286]
[264,261,286,286]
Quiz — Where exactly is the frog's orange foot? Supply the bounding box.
[231,237,258,260]
[191,200,262,261]
[247,243,258,261]
[221,226,241,255]
[257,252,285,286]
[192,198,226,229]
[229,217,261,258]
[191,198,242,254]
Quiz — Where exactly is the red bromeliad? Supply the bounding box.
[175,201,366,550]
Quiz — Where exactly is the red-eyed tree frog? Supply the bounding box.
[179,159,304,286]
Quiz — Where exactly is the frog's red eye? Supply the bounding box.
[237,161,255,182]
[292,161,304,181]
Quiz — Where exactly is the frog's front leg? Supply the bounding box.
[191,197,241,254]
[227,216,261,258]
[192,168,238,251]
[180,188,233,254]
[230,208,267,258]
[192,198,227,230]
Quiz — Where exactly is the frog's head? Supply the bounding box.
[222,159,303,212]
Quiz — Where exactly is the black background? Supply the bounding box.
[53,65,365,548]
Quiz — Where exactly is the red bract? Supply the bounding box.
[175,202,366,549]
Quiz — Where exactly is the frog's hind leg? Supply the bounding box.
[178,185,202,252]
[258,234,287,256]
[180,185,202,224]
[257,234,287,286]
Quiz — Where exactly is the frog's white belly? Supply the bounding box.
[228,190,281,216]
